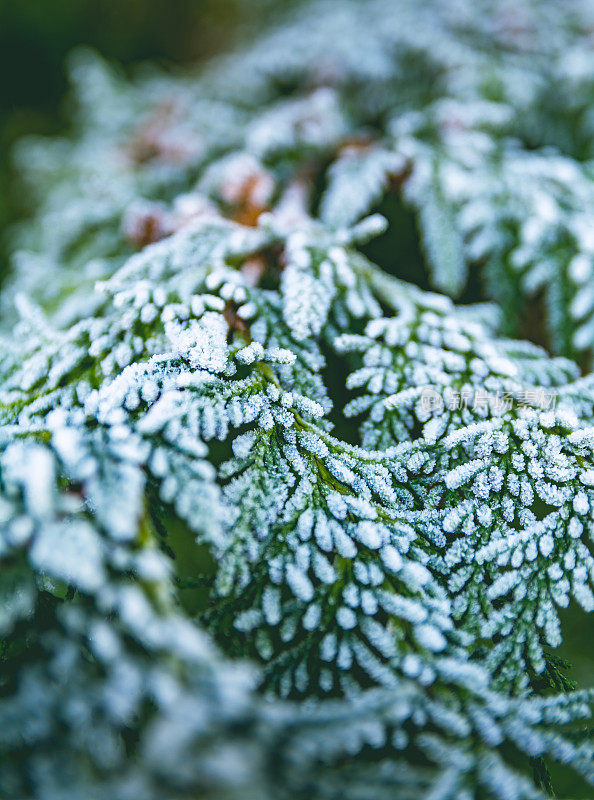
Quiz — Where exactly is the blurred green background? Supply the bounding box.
[0,0,282,274]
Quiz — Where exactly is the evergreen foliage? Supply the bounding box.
[4,1,594,797]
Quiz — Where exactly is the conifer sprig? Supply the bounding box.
[4,1,594,797]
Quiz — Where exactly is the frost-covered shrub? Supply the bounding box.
[4,1,594,797]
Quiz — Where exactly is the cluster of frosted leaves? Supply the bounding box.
[0,436,456,800]
[336,280,578,450]
[0,435,268,800]
[4,208,594,796]
[2,428,594,800]
[212,412,456,697]
[319,98,594,358]
[1,218,376,426]
[9,0,594,360]
[390,115,594,358]
[333,279,594,686]
[6,0,594,796]
[0,416,591,800]
[405,407,594,689]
